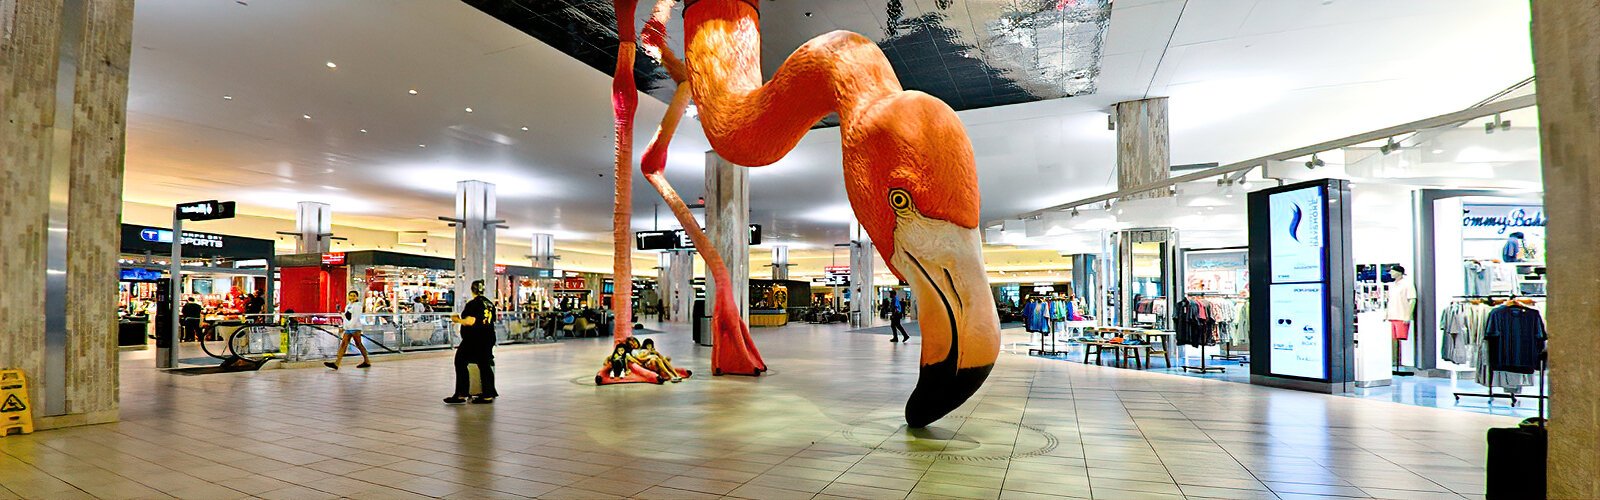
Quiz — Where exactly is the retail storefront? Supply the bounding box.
[116,224,276,347]
[990,96,1547,416]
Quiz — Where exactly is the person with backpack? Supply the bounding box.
[888,290,910,343]
[445,280,498,404]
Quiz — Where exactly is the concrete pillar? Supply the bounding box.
[0,0,133,428]
[704,151,749,322]
[530,233,556,268]
[1114,97,1171,200]
[454,181,497,308]
[658,250,695,323]
[849,226,876,327]
[295,202,332,254]
[771,245,790,280]
[1530,3,1600,496]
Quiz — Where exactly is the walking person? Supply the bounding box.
[445,280,498,404]
[325,291,372,369]
[888,290,911,343]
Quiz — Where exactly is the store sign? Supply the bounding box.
[1462,204,1545,239]
[494,264,507,275]
[137,228,224,248]
[321,252,346,265]
[175,200,237,221]
[635,224,763,251]
[1268,186,1325,283]
[1267,283,1327,379]
[120,268,163,281]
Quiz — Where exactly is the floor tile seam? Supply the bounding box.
[1158,392,1270,496]
[4,440,196,498]
[996,362,1043,492]
[1327,435,1460,495]
[0,452,96,498]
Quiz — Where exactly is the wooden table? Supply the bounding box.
[1078,327,1172,369]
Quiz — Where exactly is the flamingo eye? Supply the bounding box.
[888,188,913,215]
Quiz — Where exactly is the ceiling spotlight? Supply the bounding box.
[222,95,233,100]
[464,107,474,113]
[804,12,813,17]
[1107,114,1116,131]
[408,89,419,95]
[325,61,337,69]
[1070,208,1080,217]
[359,129,368,134]
[520,126,529,131]
[1379,137,1398,155]
[302,114,312,120]
[418,144,426,148]
[1485,113,1512,134]
[1304,154,1325,170]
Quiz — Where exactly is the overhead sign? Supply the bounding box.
[175,200,237,221]
[636,224,763,251]
[120,268,164,282]
[120,224,274,260]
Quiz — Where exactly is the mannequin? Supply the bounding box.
[1386,265,1416,375]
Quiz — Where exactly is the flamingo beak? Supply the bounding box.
[888,212,1000,428]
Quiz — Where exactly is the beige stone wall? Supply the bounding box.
[1530,1,1600,497]
[0,0,63,415]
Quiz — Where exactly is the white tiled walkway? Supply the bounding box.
[0,323,1509,499]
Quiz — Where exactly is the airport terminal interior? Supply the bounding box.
[2,1,1599,499]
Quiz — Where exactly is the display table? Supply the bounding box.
[118,319,148,347]
[749,309,788,327]
[1080,327,1171,369]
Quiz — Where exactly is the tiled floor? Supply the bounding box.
[1017,339,1543,419]
[0,322,1512,499]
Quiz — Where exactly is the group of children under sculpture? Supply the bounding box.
[597,336,691,385]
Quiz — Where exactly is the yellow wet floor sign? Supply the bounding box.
[0,370,34,436]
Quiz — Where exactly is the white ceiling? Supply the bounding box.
[122,0,1535,261]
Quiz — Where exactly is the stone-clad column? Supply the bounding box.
[0,0,65,421]
[62,0,135,422]
[0,0,134,428]
[1530,2,1600,497]
[705,151,749,323]
[1114,98,1171,200]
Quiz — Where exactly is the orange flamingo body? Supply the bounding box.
[615,0,998,427]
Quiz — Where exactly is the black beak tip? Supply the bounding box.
[903,363,995,428]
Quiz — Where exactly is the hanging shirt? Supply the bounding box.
[1386,276,1415,322]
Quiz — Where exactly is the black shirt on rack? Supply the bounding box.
[1484,305,1545,374]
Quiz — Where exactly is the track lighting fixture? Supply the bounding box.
[1379,138,1398,155]
[1070,208,1080,217]
[1304,154,1325,170]
[1485,113,1512,134]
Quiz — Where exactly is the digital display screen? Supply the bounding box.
[1268,187,1326,283]
[1267,282,1327,379]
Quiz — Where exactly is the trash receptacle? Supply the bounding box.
[692,299,710,346]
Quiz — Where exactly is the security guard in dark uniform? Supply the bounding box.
[445,280,498,404]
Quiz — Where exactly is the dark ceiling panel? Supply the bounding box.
[463,0,1111,124]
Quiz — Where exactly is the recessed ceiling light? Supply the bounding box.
[464,107,473,113]
[408,89,419,95]
[325,61,337,69]
[222,95,233,100]
[359,129,368,133]
[418,144,426,148]
[520,126,529,131]
[302,114,311,120]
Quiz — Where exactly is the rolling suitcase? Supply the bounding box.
[1485,352,1546,500]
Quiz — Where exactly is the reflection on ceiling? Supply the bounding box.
[463,0,1112,116]
[460,0,675,101]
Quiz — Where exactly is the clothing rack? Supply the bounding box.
[1452,300,1547,407]
[1025,294,1071,356]
[1182,344,1226,373]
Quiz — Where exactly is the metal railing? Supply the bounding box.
[232,312,568,362]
